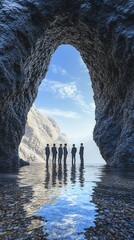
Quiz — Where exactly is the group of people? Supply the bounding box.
[45,143,84,164]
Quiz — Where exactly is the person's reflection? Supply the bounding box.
[79,163,85,188]
[44,162,50,189]
[63,162,68,185]
[70,162,76,185]
[58,163,62,185]
[52,163,57,186]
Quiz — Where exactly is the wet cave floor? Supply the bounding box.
[0,160,134,240]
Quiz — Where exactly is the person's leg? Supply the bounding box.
[52,154,54,163]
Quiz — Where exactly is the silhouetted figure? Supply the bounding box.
[58,144,63,164]
[51,144,57,163]
[79,143,84,163]
[71,144,77,164]
[63,143,68,163]
[45,144,50,164]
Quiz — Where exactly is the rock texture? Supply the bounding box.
[19,105,67,163]
[0,0,134,171]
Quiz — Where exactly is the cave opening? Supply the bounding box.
[20,44,104,164]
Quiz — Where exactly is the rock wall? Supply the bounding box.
[0,0,134,171]
[19,105,67,163]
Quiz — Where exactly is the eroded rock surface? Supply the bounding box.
[0,0,134,171]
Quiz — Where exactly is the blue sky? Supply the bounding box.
[35,44,95,141]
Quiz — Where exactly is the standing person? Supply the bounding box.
[79,143,84,163]
[45,144,50,164]
[63,143,68,163]
[51,144,57,163]
[58,144,63,164]
[71,144,77,164]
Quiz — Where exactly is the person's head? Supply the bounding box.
[81,143,83,146]
[60,144,62,146]
[65,143,67,146]
[53,143,55,146]
[73,144,75,147]
[47,144,49,146]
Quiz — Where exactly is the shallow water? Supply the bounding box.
[35,161,105,240]
[0,159,133,239]
[0,159,105,239]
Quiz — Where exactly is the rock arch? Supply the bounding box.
[0,0,134,171]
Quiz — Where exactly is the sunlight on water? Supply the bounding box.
[36,161,104,239]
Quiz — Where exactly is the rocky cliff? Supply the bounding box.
[19,106,67,163]
[0,0,134,171]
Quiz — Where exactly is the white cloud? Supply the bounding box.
[50,64,67,75]
[39,108,81,119]
[42,79,92,114]
[50,81,77,99]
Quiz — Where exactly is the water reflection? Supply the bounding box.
[63,162,67,185]
[44,163,50,189]
[49,162,85,188]
[1,162,133,239]
[70,163,76,185]
[45,162,68,188]
[58,163,62,185]
[79,163,85,188]
[52,163,57,187]
[0,161,104,239]
[37,162,101,240]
